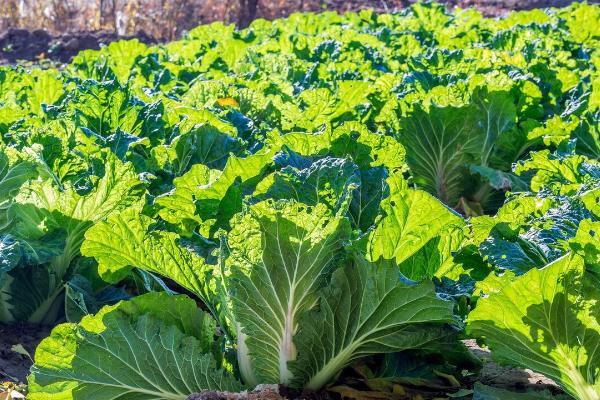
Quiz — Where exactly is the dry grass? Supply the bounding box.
[0,0,412,39]
[0,0,220,40]
[0,0,587,39]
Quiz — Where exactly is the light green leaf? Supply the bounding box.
[569,220,600,272]
[256,156,359,213]
[81,207,213,303]
[226,199,352,386]
[366,173,465,275]
[150,124,243,176]
[0,150,37,209]
[468,255,600,400]
[156,148,275,236]
[397,88,515,205]
[29,293,242,400]
[290,256,457,390]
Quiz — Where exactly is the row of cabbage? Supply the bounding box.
[0,2,599,399]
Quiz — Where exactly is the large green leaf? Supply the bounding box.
[397,88,516,206]
[274,123,405,171]
[468,255,600,400]
[156,148,275,236]
[289,256,457,390]
[226,199,352,386]
[349,166,389,232]
[398,101,478,205]
[255,156,360,214]
[0,150,37,207]
[72,79,162,141]
[81,207,214,308]
[29,293,243,400]
[366,173,465,279]
[81,204,235,339]
[150,123,243,175]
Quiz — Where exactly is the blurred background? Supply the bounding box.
[0,0,594,64]
[0,0,584,40]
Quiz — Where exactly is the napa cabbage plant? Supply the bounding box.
[465,149,600,400]
[468,253,600,400]
[28,161,469,397]
[0,149,146,323]
[1,2,599,399]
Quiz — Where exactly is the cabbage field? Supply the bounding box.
[1,2,600,399]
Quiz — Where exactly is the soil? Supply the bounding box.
[0,29,156,65]
[463,339,563,395]
[0,323,51,384]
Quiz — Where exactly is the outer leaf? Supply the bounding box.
[0,151,37,208]
[397,103,479,205]
[81,208,213,305]
[570,220,600,272]
[256,156,359,213]
[289,256,457,390]
[150,124,243,175]
[226,200,351,386]
[349,166,389,232]
[366,173,464,275]
[29,293,242,400]
[397,88,515,205]
[467,255,600,400]
[9,154,145,273]
[156,148,275,236]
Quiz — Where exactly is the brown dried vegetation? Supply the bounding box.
[0,0,590,40]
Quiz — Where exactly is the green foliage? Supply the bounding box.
[29,293,242,399]
[468,255,600,400]
[0,1,598,398]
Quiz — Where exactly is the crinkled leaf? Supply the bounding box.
[467,255,600,400]
[289,256,458,390]
[349,166,389,232]
[81,207,214,307]
[570,220,600,272]
[366,173,465,274]
[156,149,275,236]
[226,200,351,386]
[29,293,242,400]
[256,156,359,213]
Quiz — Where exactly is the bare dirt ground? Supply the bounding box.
[0,29,156,65]
[463,339,562,395]
[0,323,51,383]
